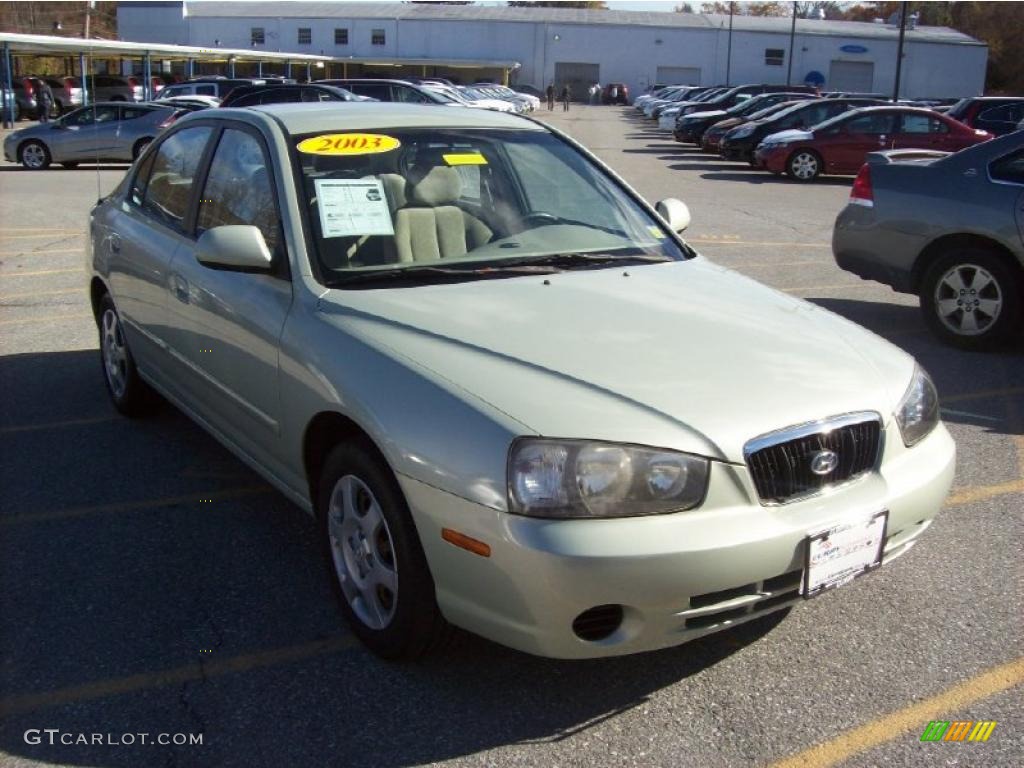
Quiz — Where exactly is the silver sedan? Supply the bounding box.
[3,102,179,169]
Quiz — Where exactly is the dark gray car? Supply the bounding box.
[2,103,179,169]
[832,132,1024,349]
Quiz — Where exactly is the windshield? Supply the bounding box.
[293,128,689,288]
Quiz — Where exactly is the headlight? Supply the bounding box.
[895,366,939,447]
[508,439,710,518]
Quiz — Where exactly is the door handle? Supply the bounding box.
[172,274,190,304]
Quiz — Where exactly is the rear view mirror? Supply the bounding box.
[196,225,273,270]
[655,198,691,233]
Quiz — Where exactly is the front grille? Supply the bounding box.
[682,569,802,630]
[745,413,881,504]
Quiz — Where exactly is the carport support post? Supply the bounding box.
[187,58,194,79]
[2,42,13,128]
[257,60,263,78]
[892,2,908,101]
[229,58,236,78]
[144,53,152,101]
[786,2,796,86]
[725,2,734,87]
[306,62,311,82]
[286,60,291,79]
[79,52,89,106]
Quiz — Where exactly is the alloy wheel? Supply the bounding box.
[22,143,47,169]
[327,475,399,630]
[933,263,1002,336]
[101,308,128,398]
[790,152,818,180]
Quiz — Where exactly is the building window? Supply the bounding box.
[298,28,312,45]
[765,48,785,66]
[371,29,386,46]
[251,27,265,45]
[334,28,348,45]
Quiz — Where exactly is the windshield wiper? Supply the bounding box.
[326,262,560,289]
[498,252,673,270]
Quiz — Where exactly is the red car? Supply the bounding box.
[754,106,992,181]
[602,83,630,105]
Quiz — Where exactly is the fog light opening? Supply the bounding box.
[572,604,624,642]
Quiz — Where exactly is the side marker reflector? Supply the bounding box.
[442,528,491,557]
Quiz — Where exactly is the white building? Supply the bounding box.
[116,1,988,99]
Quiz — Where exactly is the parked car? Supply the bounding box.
[671,84,818,128]
[0,86,18,122]
[2,103,181,169]
[602,82,630,105]
[475,84,538,112]
[152,95,222,111]
[701,99,811,153]
[670,92,815,142]
[833,133,1023,349]
[946,97,1024,137]
[87,101,953,660]
[720,98,886,163]
[160,79,267,101]
[80,74,145,102]
[458,85,521,113]
[221,83,357,107]
[647,86,719,119]
[40,75,84,114]
[755,107,993,181]
[316,79,449,105]
[8,76,58,120]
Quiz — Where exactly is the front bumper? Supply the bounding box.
[720,138,754,161]
[401,423,955,659]
[754,143,790,171]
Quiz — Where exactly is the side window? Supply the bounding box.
[353,84,388,101]
[130,148,158,207]
[120,107,149,121]
[197,128,282,258]
[392,85,426,104]
[900,114,931,134]
[977,104,1012,125]
[196,85,216,96]
[141,126,214,232]
[63,108,96,127]
[990,149,1024,185]
[929,118,949,134]
[846,113,895,134]
[231,92,260,107]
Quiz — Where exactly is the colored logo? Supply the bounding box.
[810,450,839,476]
[841,44,869,54]
[920,720,997,742]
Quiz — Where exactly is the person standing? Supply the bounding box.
[36,82,53,124]
[587,84,596,105]
[561,83,571,112]
[545,83,555,111]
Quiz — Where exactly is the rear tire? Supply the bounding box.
[919,247,1022,350]
[786,149,822,181]
[132,138,152,160]
[318,441,449,660]
[98,293,157,416]
[19,140,50,170]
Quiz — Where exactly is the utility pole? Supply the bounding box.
[83,0,95,38]
[725,1,734,87]
[786,2,797,86]
[892,1,908,101]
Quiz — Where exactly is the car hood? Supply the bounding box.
[684,109,727,121]
[763,128,813,143]
[709,117,744,133]
[318,259,914,463]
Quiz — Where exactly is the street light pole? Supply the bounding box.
[725,1,734,87]
[892,1,908,101]
[786,2,797,86]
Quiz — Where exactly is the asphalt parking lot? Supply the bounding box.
[0,105,1021,768]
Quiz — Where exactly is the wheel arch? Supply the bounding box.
[911,233,1022,292]
[17,137,50,159]
[89,276,110,326]
[302,410,391,518]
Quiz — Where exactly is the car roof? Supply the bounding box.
[220,101,544,134]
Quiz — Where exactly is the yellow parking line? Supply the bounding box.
[764,657,1024,768]
[0,312,91,326]
[0,415,119,435]
[945,478,1024,507]
[0,485,273,527]
[0,287,83,300]
[0,248,85,257]
[0,633,359,718]
[0,268,82,278]
[941,386,1024,405]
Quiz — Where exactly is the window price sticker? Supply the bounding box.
[314,178,395,238]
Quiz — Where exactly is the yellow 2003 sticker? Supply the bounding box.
[297,133,401,156]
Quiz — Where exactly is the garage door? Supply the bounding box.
[656,66,701,86]
[554,62,600,101]
[828,60,874,93]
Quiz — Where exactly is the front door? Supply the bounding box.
[165,125,292,471]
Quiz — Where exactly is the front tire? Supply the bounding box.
[318,442,449,660]
[919,247,1021,350]
[786,149,821,181]
[19,140,50,170]
[98,294,156,416]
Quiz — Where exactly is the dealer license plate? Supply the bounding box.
[803,511,888,598]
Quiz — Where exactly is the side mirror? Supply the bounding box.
[655,198,691,233]
[196,225,273,270]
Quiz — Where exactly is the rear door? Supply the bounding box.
[893,112,948,151]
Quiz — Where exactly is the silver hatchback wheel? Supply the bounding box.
[21,142,49,169]
[327,475,399,630]
[101,308,128,398]
[933,263,1003,336]
[789,151,819,180]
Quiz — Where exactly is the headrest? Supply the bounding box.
[407,165,462,207]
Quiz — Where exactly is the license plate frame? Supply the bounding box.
[802,510,888,598]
